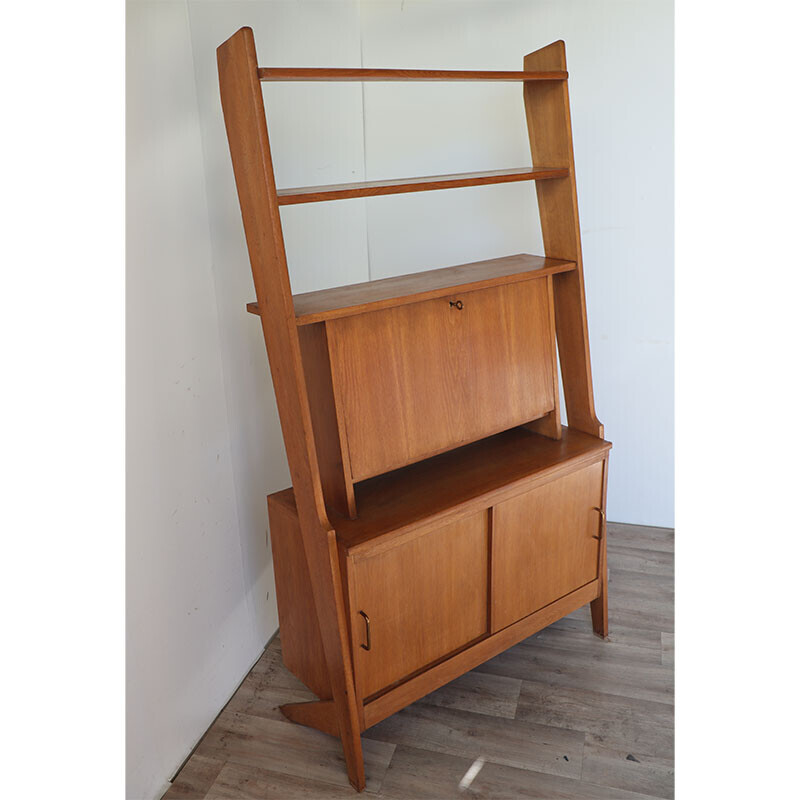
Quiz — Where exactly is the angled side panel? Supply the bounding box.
[217,27,366,791]
[524,41,603,438]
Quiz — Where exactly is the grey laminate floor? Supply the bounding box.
[164,523,674,799]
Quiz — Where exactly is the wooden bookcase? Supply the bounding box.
[218,27,610,792]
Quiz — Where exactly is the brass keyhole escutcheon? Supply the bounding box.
[449,300,464,310]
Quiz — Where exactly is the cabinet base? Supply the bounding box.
[362,579,602,730]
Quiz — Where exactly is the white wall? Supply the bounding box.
[126,3,272,799]
[128,1,672,797]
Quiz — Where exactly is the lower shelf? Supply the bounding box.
[274,425,610,554]
[269,426,609,554]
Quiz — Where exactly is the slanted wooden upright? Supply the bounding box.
[218,27,610,792]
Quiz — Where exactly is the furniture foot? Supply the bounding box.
[591,589,608,639]
[280,700,339,738]
[339,714,366,792]
[281,699,366,790]
[300,530,367,792]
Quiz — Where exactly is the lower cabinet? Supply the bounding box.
[341,459,606,699]
[268,441,610,717]
[491,460,605,631]
[347,510,489,699]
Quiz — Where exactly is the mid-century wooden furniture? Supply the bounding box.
[218,27,610,792]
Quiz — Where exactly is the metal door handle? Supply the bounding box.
[592,507,605,540]
[359,610,371,651]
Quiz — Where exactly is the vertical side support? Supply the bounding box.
[591,455,611,638]
[524,42,603,438]
[217,28,365,791]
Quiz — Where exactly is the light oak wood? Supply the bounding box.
[267,500,331,699]
[296,324,356,518]
[524,41,603,439]
[340,427,608,555]
[270,427,609,557]
[218,28,609,792]
[327,280,559,482]
[258,67,568,82]
[349,511,489,699]
[217,27,366,791]
[280,700,339,738]
[276,166,568,205]
[522,274,562,440]
[267,447,609,728]
[246,253,576,325]
[491,460,604,631]
[362,580,599,729]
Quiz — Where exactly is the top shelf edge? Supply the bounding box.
[258,67,568,82]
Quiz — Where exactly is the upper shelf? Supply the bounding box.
[247,253,576,326]
[258,67,568,82]
[276,166,568,205]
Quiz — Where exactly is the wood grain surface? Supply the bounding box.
[276,166,568,205]
[245,253,576,325]
[349,511,489,699]
[326,280,558,481]
[258,67,568,82]
[492,461,604,630]
[217,27,366,790]
[271,427,610,556]
[523,41,603,439]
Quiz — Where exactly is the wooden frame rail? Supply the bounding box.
[276,166,568,205]
[362,579,599,728]
[259,67,568,82]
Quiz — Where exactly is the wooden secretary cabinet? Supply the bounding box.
[218,26,610,792]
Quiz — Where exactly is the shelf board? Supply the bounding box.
[270,426,611,555]
[276,166,568,205]
[258,67,568,82]
[246,253,576,325]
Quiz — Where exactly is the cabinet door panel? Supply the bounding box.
[350,511,489,699]
[327,279,557,481]
[492,461,604,632]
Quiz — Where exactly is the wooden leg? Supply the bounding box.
[218,26,364,791]
[591,582,608,639]
[281,700,340,738]
[339,719,365,792]
[299,529,366,792]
